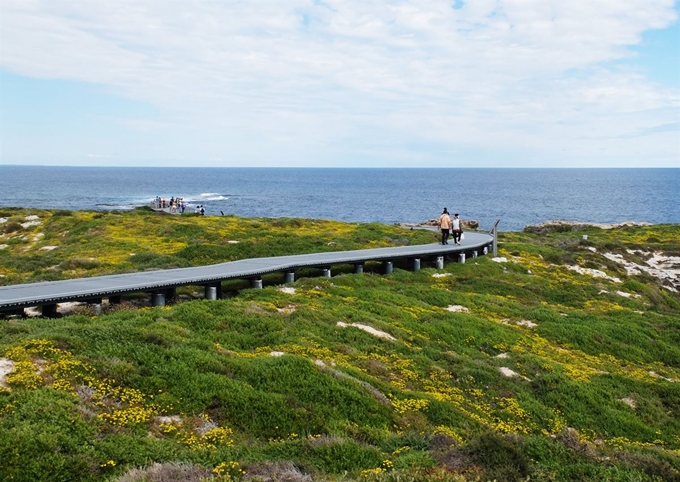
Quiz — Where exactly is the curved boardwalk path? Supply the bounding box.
[0,232,493,315]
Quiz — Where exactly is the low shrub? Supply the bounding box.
[3,222,22,234]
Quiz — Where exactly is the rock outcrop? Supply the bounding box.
[524,220,651,235]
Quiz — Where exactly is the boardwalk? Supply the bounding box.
[0,232,493,315]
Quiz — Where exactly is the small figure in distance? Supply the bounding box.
[220,211,225,216]
[200,206,205,216]
[438,208,452,245]
[452,213,462,245]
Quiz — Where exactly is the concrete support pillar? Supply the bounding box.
[284,271,295,283]
[205,285,218,300]
[321,267,332,278]
[354,263,364,274]
[153,292,166,306]
[483,246,489,255]
[410,258,421,271]
[383,261,393,275]
[435,256,445,270]
[458,253,466,264]
[109,295,122,304]
[41,304,58,318]
[250,278,263,289]
[472,251,478,259]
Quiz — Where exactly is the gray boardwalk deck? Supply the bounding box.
[0,232,493,312]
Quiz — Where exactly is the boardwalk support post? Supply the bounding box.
[152,292,166,306]
[472,251,478,259]
[165,288,176,303]
[42,304,58,318]
[205,285,218,300]
[458,253,466,264]
[250,278,263,289]
[383,261,393,275]
[284,271,295,283]
[410,258,421,271]
[435,256,444,269]
[322,267,332,278]
[354,263,364,274]
[491,219,501,257]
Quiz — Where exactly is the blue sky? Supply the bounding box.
[1,0,678,168]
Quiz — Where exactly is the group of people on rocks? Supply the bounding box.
[152,196,187,213]
[438,208,463,245]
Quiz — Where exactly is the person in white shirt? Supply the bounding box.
[451,213,462,245]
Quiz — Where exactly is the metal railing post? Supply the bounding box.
[491,219,501,257]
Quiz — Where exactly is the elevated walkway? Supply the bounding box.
[0,232,493,315]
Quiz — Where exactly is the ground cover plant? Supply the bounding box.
[1,209,679,481]
[0,208,434,285]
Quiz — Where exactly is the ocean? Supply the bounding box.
[0,166,678,232]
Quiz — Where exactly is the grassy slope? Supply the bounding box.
[1,209,679,482]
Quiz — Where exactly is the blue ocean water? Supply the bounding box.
[0,166,678,232]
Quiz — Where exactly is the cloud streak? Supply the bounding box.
[1,0,678,166]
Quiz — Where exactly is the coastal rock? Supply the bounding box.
[524,220,652,234]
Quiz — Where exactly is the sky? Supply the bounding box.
[0,0,679,168]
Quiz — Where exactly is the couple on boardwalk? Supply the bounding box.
[438,208,462,245]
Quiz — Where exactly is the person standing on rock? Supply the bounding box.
[438,208,452,245]
[452,213,462,245]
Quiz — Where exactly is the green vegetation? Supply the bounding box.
[1,208,679,481]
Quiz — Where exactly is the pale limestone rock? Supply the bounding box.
[0,358,15,388]
[20,221,42,229]
[336,322,396,341]
[566,265,621,283]
[499,367,519,377]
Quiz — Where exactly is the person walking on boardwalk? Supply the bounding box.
[452,213,462,245]
[438,208,452,245]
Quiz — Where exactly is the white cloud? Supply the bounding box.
[0,0,678,166]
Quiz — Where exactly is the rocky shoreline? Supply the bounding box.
[523,220,653,234]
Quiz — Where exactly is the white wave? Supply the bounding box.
[186,194,228,201]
